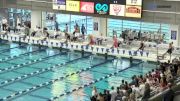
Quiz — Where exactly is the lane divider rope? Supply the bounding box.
[0,48,45,63]
[49,61,143,101]
[0,59,112,101]
[0,52,65,74]
[0,55,91,86]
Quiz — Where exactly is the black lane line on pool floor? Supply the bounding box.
[0,47,46,63]
[49,61,143,101]
[0,51,67,74]
[0,54,91,87]
[0,44,26,53]
[0,59,112,101]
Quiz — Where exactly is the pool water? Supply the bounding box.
[0,41,157,101]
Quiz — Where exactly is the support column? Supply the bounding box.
[93,17,107,37]
[31,10,42,29]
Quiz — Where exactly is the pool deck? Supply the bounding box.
[0,33,179,63]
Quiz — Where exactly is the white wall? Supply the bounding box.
[31,10,42,29]
[93,17,107,36]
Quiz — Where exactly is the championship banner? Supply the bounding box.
[109,4,125,16]
[80,2,94,13]
[125,5,141,18]
[66,1,80,12]
[52,0,66,10]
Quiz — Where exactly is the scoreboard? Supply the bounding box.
[53,0,142,18]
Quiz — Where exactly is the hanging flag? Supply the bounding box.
[61,43,64,47]
[101,48,104,52]
[86,45,89,49]
[91,47,94,51]
[134,51,137,55]
[111,49,114,53]
[123,50,125,54]
[129,51,132,55]
[106,49,109,52]
[117,50,120,54]
[146,52,149,57]
[140,51,143,56]
[96,47,99,52]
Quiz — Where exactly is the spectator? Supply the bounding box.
[132,84,140,99]
[55,21,59,31]
[2,17,7,31]
[110,86,117,101]
[114,90,122,101]
[97,93,104,101]
[120,80,125,89]
[92,86,98,98]
[65,23,68,33]
[177,66,180,76]
[129,92,135,101]
[105,90,111,101]
[163,83,174,101]
[139,79,146,96]
[141,83,150,101]
[81,24,86,36]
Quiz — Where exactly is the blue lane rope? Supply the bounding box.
[0,59,112,101]
[0,48,45,63]
[48,61,143,101]
[0,52,66,74]
[0,54,91,87]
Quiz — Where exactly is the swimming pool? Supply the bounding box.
[0,41,157,101]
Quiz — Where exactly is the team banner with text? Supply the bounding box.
[80,2,94,13]
[109,4,125,16]
[94,2,109,15]
[125,5,141,18]
[66,1,80,12]
[52,0,143,18]
[53,0,66,10]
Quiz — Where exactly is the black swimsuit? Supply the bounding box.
[139,43,144,50]
[167,47,173,54]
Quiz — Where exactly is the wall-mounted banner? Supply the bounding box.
[52,0,66,10]
[126,0,142,6]
[125,5,141,18]
[94,3,109,15]
[80,2,94,13]
[171,30,177,40]
[110,4,125,16]
[66,1,80,12]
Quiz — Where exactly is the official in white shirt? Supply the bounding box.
[2,17,7,31]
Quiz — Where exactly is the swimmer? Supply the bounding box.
[162,42,174,59]
[137,41,145,51]
[113,35,118,48]
[89,35,95,45]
